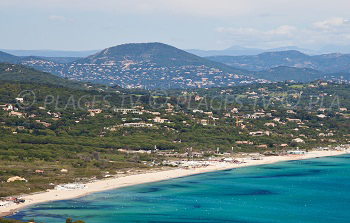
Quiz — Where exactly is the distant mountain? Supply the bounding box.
[319,45,350,54]
[1,43,349,89]
[185,46,318,57]
[1,49,100,57]
[269,46,318,54]
[207,50,350,73]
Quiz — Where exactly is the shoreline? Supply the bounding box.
[0,150,347,218]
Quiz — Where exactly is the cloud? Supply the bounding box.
[48,15,66,21]
[216,18,350,48]
[313,17,350,29]
[216,25,297,44]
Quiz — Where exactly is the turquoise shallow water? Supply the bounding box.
[9,155,350,223]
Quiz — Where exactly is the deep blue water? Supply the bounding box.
[9,155,350,223]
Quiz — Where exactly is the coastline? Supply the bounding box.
[0,150,347,218]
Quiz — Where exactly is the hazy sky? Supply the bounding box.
[1,0,349,50]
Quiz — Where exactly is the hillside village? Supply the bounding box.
[21,59,264,89]
[1,81,350,153]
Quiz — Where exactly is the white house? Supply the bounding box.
[0,104,14,111]
[15,98,24,103]
[292,138,305,143]
[249,131,270,136]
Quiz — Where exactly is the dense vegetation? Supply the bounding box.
[0,63,85,89]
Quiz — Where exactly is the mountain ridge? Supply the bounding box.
[207,50,350,73]
[0,43,349,89]
[186,46,319,57]
[1,49,100,57]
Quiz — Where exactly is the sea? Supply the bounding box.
[9,154,350,223]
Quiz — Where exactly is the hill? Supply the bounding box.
[0,63,87,89]
[0,51,18,63]
[255,66,324,82]
[207,50,350,73]
[39,42,258,89]
[76,42,250,73]
[0,45,261,89]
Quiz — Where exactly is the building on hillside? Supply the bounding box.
[195,95,203,101]
[286,118,301,123]
[231,108,239,113]
[273,118,281,122]
[123,123,153,127]
[114,108,142,114]
[256,144,268,149]
[87,109,102,116]
[318,108,328,112]
[0,104,14,111]
[16,126,25,130]
[292,138,305,143]
[264,123,276,127]
[9,111,24,118]
[35,120,52,127]
[243,114,258,119]
[236,141,253,145]
[153,116,170,123]
[15,98,24,103]
[249,131,270,136]
[253,112,266,118]
[200,119,208,125]
[7,176,27,183]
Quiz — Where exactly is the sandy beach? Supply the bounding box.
[0,150,347,217]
